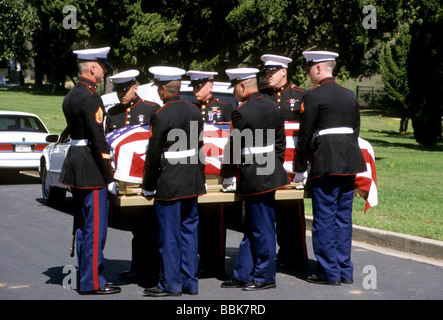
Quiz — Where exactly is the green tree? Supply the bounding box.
[30,0,129,91]
[378,22,411,133]
[407,2,443,146]
[0,0,39,69]
[24,0,410,99]
[30,0,80,91]
[377,0,442,145]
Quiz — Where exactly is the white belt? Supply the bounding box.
[71,139,89,146]
[316,127,353,137]
[241,144,274,155]
[163,148,196,159]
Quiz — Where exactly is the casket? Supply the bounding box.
[106,122,376,212]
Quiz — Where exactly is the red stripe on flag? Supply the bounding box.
[129,152,146,178]
[284,148,295,162]
[114,131,150,170]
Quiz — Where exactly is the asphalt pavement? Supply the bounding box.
[0,172,442,311]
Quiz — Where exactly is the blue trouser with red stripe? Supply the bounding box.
[72,188,109,292]
[233,191,276,284]
[155,197,199,294]
[310,175,355,282]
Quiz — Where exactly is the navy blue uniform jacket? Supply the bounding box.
[221,92,289,195]
[196,96,234,123]
[294,78,366,178]
[264,82,305,121]
[143,95,206,200]
[60,77,114,188]
[105,95,160,132]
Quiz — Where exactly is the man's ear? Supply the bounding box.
[90,62,101,76]
[281,68,287,77]
[157,84,166,98]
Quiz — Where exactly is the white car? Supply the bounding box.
[40,81,237,204]
[39,127,70,204]
[0,110,53,173]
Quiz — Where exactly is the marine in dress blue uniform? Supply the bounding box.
[106,70,160,133]
[220,68,289,291]
[106,70,161,287]
[186,70,235,276]
[59,47,120,294]
[261,54,305,121]
[142,66,206,296]
[294,51,367,285]
[187,70,234,123]
[261,54,309,270]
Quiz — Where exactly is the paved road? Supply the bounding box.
[1,172,442,310]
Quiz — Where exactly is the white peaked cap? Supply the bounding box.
[302,50,339,67]
[73,47,110,60]
[149,66,186,82]
[225,68,259,88]
[225,68,259,81]
[186,70,218,81]
[261,54,292,68]
[109,69,139,84]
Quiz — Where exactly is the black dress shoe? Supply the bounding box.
[307,275,341,286]
[220,279,246,288]
[143,286,181,297]
[81,283,121,295]
[341,279,354,284]
[242,281,276,291]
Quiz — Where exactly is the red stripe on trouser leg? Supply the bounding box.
[93,189,99,290]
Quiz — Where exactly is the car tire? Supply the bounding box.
[41,166,66,205]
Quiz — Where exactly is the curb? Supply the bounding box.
[305,216,443,261]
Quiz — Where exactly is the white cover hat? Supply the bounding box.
[225,68,259,88]
[186,70,218,81]
[109,69,139,84]
[73,47,110,61]
[302,50,339,69]
[149,66,186,83]
[261,54,292,69]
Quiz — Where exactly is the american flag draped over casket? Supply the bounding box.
[356,137,378,213]
[106,122,377,212]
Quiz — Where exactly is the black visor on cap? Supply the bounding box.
[228,78,243,89]
[262,65,284,71]
[113,80,136,92]
[98,58,113,76]
[189,78,211,87]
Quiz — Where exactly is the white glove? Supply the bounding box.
[222,176,236,192]
[293,171,308,185]
[107,181,118,195]
[142,189,156,197]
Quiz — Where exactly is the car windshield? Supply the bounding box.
[0,115,48,133]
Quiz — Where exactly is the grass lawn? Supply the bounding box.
[1,85,442,240]
[304,110,443,241]
[0,86,67,134]
[351,111,443,240]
